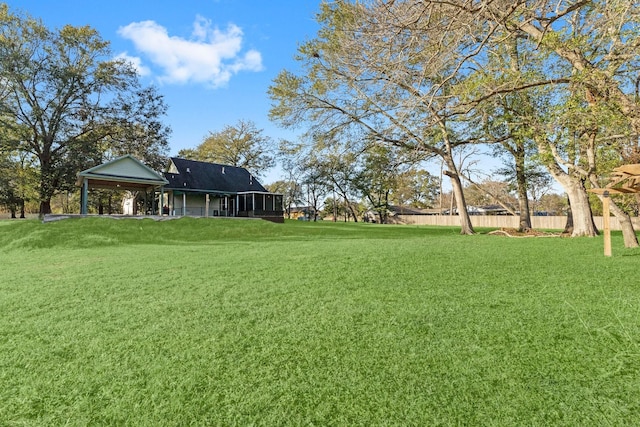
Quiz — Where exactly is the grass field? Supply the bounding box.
[1,217,639,425]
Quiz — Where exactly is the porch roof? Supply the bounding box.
[77,155,168,190]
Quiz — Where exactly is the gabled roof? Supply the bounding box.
[164,157,268,194]
[77,155,168,189]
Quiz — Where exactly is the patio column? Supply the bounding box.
[160,187,165,215]
[150,187,155,215]
[143,192,148,215]
[205,194,210,217]
[182,193,186,216]
[81,178,88,214]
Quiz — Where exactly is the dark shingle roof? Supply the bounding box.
[164,157,268,193]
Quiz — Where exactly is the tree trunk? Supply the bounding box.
[544,172,597,237]
[348,203,359,222]
[538,141,597,237]
[514,149,532,231]
[563,196,573,235]
[19,199,25,218]
[564,181,597,237]
[38,153,54,217]
[607,198,639,248]
[517,195,532,231]
[439,126,474,234]
[444,168,474,235]
[39,200,52,217]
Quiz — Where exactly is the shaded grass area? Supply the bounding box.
[1,218,639,425]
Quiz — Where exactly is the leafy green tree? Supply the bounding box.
[466,31,547,231]
[300,153,328,222]
[0,5,170,216]
[314,148,362,222]
[495,161,553,214]
[446,0,640,242]
[266,179,302,219]
[392,169,440,209]
[353,144,401,224]
[178,119,274,178]
[462,179,517,214]
[101,86,172,171]
[537,193,569,216]
[0,118,38,217]
[321,196,363,222]
[269,0,479,234]
[0,155,20,217]
[273,139,307,218]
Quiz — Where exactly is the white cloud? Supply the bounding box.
[117,16,263,88]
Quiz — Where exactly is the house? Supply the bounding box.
[442,204,512,215]
[288,206,319,221]
[162,157,284,222]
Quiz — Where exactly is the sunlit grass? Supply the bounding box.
[1,218,639,425]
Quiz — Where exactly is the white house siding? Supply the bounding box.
[168,193,231,217]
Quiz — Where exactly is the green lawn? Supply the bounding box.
[1,218,639,425]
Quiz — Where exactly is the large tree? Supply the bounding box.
[269,0,484,234]
[316,149,362,222]
[271,0,640,239]
[178,119,275,178]
[441,0,640,241]
[0,119,33,217]
[0,5,170,216]
[392,169,440,209]
[353,144,403,224]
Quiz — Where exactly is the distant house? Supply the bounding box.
[442,204,512,216]
[162,157,284,222]
[288,206,319,221]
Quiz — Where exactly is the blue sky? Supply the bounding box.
[9,0,322,183]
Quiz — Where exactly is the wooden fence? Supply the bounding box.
[390,215,640,231]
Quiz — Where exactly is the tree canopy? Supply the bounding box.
[178,119,275,178]
[269,0,640,238]
[0,4,170,215]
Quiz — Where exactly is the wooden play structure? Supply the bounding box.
[589,164,640,256]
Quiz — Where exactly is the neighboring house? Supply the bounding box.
[442,204,512,216]
[289,206,318,221]
[162,157,284,222]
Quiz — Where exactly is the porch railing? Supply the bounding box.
[237,210,284,218]
[172,207,231,217]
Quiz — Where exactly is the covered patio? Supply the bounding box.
[76,155,168,215]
